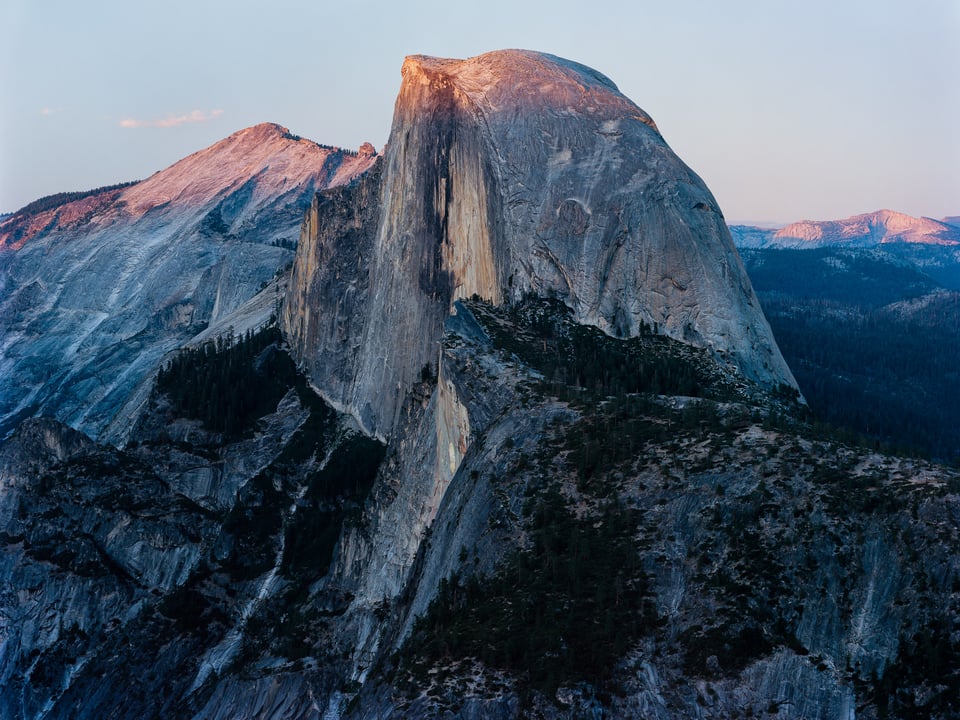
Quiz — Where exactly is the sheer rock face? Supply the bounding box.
[285,50,796,438]
[283,162,384,424]
[0,123,376,442]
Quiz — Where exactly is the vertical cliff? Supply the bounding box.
[283,161,383,424]
[284,50,796,440]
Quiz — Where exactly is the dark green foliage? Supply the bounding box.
[883,244,960,290]
[216,391,339,582]
[565,395,675,484]
[280,131,361,156]
[468,296,720,402]
[223,423,385,663]
[683,509,788,677]
[156,326,299,439]
[160,327,388,589]
[817,465,902,515]
[271,237,296,250]
[759,295,960,465]
[743,248,939,307]
[419,362,436,384]
[10,180,139,217]
[200,208,230,236]
[873,615,960,718]
[403,490,656,695]
[282,433,386,577]
[743,248,960,464]
[214,378,339,582]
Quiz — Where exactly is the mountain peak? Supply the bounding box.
[731,208,960,248]
[399,49,659,132]
[0,123,377,251]
[118,123,373,217]
[285,49,796,437]
[224,121,289,142]
[773,209,960,247]
[0,124,379,439]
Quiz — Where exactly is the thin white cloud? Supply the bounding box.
[40,107,63,116]
[119,109,224,129]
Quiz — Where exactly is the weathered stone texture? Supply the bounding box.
[284,50,796,439]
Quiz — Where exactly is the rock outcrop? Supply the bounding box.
[285,50,796,439]
[338,300,960,720]
[0,123,377,441]
[0,346,371,720]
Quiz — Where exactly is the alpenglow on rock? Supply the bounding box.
[730,208,960,249]
[0,123,376,441]
[285,49,797,437]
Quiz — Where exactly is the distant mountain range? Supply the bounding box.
[730,209,960,248]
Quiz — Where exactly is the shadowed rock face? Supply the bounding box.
[2,304,958,720]
[285,50,796,439]
[283,162,384,425]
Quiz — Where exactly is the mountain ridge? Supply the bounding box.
[0,122,377,441]
[0,122,374,252]
[731,208,960,249]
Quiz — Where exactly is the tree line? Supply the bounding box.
[156,326,298,439]
[12,180,139,217]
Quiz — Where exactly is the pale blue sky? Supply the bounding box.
[1,0,957,223]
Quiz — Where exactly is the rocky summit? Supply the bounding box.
[0,123,376,443]
[1,50,958,720]
[284,50,797,439]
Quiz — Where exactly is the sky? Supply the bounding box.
[1,0,957,224]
